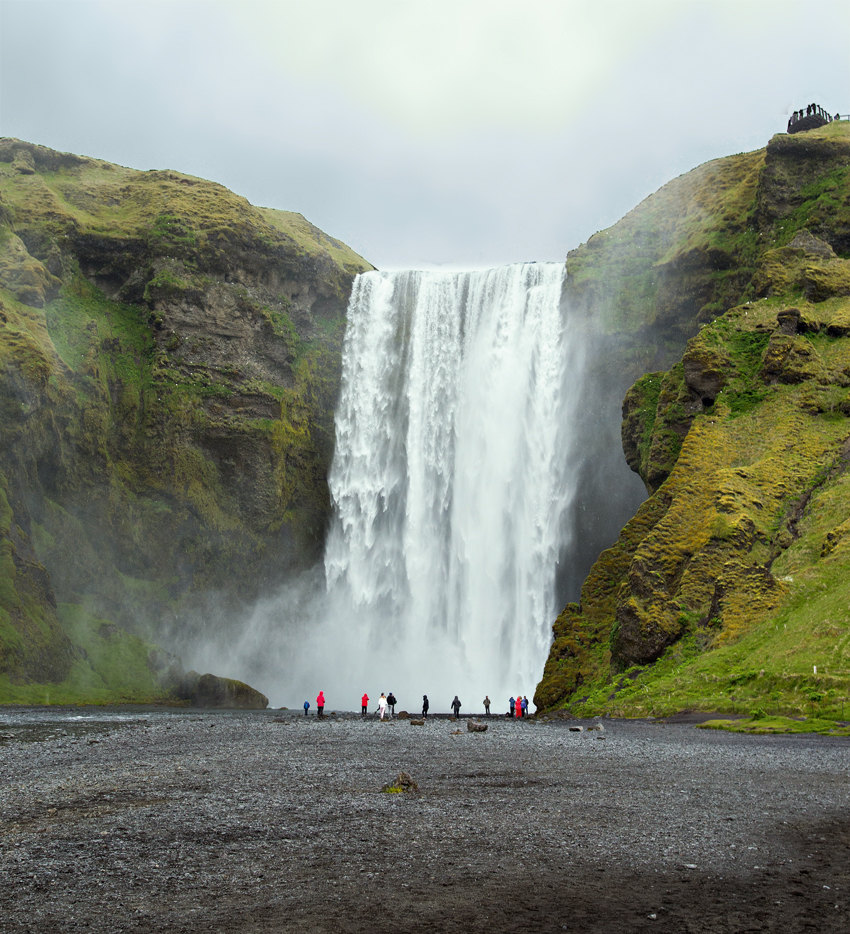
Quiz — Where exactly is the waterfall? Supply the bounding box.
[182,258,648,711]
[319,262,577,708]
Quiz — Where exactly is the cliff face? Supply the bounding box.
[538,122,850,719]
[0,139,372,703]
[556,145,768,599]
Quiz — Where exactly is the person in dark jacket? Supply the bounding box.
[483,695,491,716]
[387,692,397,717]
[451,695,461,717]
[509,696,515,717]
[422,694,429,718]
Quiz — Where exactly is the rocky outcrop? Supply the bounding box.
[557,145,769,595]
[0,138,372,703]
[174,671,269,709]
[538,121,850,719]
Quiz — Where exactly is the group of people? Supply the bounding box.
[786,103,839,134]
[436,693,533,718]
[509,695,531,717]
[301,691,532,718]
[360,691,397,719]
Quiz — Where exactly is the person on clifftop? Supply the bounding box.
[303,699,310,717]
[361,692,369,716]
[316,691,325,718]
[509,696,515,717]
[378,693,388,720]
[521,696,529,717]
[451,695,462,718]
[422,695,429,718]
[387,692,397,717]
[483,695,491,717]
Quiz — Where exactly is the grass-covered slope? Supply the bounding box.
[0,139,372,703]
[538,122,850,723]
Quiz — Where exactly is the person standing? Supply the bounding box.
[483,695,491,717]
[451,695,461,718]
[361,692,369,716]
[316,691,325,718]
[303,699,310,717]
[515,691,522,718]
[378,693,388,720]
[422,694,429,718]
[521,696,529,717]
[387,692,397,717]
[509,696,515,717]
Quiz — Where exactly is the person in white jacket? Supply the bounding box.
[378,693,388,720]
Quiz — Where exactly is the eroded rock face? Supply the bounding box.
[0,138,372,702]
[757,132,850,254]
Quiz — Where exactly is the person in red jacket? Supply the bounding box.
[361,693,369,716]
[316,691,325,718]
[515,691,522,718]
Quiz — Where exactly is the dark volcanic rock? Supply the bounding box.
[176,671,268,709]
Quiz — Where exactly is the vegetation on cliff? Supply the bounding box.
[0,139,371,704]
[538,122,850,725]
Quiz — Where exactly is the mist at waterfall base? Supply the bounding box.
[184,263,646,711]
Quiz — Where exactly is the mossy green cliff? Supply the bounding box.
[538,122,850,722]
[0,139,371,704]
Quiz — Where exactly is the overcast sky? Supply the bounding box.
[1,0,848,268]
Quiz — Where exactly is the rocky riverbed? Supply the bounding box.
[1,707,848,933]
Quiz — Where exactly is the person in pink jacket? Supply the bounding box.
[515,691,522,718]
[316,691,325,718]
[361,693,369,716]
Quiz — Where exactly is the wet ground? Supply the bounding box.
[1,706,848,932]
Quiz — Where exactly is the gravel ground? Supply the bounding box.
[1,707,849,933]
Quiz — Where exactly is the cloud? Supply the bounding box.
[215,1,677,135]
[2,0,849,267]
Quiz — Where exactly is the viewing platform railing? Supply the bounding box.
[787,103,840,134]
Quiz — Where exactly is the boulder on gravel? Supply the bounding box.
[467,720,488,733]
[176,671,269,709]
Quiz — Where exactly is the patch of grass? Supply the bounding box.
[0,603,170,705]
[698,716,850,736]
[257,207,372,274]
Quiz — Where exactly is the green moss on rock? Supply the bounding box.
[539,121,850,720]
[0,138,373,703]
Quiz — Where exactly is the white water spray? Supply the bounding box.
[185,262,583,711]
[317,262,577,708]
